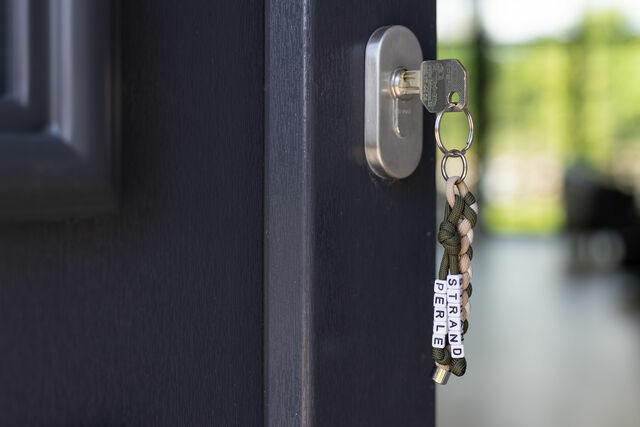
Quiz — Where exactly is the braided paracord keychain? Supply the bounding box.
[430,101,478,385]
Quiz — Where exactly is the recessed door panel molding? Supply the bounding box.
[0,0,119,220]
[0,0,7,96]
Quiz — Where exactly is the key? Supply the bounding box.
[391,59,469,113]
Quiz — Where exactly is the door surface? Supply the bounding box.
[0,0,436,425]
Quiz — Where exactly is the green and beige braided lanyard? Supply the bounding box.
[430,100,478,385]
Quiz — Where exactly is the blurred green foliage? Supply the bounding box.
[439,11,640,233]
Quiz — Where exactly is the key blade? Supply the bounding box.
[420,59,468,113]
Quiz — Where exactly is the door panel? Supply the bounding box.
[0,1,264,424]
[0,0,436,424]
[266,0,436,425]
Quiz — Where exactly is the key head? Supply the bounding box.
[420,59,468,113]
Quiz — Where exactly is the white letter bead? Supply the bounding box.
[433,308,447,321]
[433,321,447,335]
[432,334,446,349]
[447,304,461,317]
[433,294,446,307]
[434,280,447,294]
[451,344,465,359]
[447,274,463,290]
[448,331,462,345]
[447,289,462,304]
[448,317,463,331]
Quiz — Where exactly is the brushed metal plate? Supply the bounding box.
[364,25,423,179]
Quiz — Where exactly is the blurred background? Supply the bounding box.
[435,0,640,426]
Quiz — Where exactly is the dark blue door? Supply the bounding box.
[0,0,436,425]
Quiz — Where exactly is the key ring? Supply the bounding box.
[426,58,479,385]
[440,149,468,184]
[434,104,475,155]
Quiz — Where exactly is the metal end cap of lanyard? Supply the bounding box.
[431,364,451,385]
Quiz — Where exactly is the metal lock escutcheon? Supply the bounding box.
[364,25,469,179]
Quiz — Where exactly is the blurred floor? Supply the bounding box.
[437,236,640,427]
